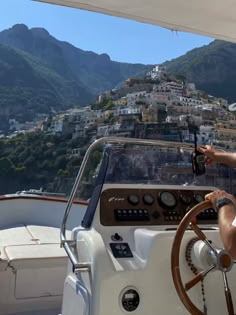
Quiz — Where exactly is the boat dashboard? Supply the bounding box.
[100,186,217,226]
[61,138,236,315]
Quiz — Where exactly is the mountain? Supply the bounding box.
[164,40,236,102]
[3,24,236,133]
[0,43,92,127]
[0,24,151,131]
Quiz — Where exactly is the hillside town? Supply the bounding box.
[8,65,236,150]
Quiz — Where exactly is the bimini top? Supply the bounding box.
[35,0,236,43]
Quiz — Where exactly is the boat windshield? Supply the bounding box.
[76,140,235,201]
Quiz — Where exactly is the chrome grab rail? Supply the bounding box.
[60,136,194,271]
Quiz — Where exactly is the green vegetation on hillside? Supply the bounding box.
[165,40,236,101]
[0,132,91,195]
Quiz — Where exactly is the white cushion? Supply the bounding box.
[0,225,70,269]
[6,244,67,269]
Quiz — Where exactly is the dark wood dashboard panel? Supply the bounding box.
[100,188,217,226]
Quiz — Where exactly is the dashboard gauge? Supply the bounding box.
[180,193,192,205]
[143,194,154,205]
[128,194,140,205]
[159,191,177,209]
[194,194,204,203]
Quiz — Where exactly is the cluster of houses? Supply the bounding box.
[9,65,236,149]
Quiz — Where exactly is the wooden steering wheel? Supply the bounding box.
[171,200,235,315]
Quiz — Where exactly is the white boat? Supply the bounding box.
[15,188,66,198]
[1,0,236,314]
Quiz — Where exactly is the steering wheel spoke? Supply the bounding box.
[190,222,218,255]
[189,221,207,241]
[185,264,216,291]
[222,272,235,315]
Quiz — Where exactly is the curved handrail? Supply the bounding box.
[60,136,195,271]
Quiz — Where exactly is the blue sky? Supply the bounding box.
[0,0,213,64]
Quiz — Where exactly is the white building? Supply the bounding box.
[177,96,203,106]
[157,81,184,96]
[48,115,64,134]
[68,107,97,128]
[93,109,104,119]
[146,65,167,80]
[179,115,189,128]
[126,91,147,106]
[144,92,170,105]
[97,123,121,137]
[113,106,141,117]
[198,125,216,144]
[166,115,179,123]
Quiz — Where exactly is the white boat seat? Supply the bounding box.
[0,224,70,270]
[5,244,67,269]
[0,224,71,299]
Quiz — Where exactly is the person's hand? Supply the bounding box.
[198,145,224,166]
[205,190,236,208]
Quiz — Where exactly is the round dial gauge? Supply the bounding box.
[194,194,204,203]
[180,194,192,205]
[128,194,140,205]
[159,191,177,208]
[143,194,154,205]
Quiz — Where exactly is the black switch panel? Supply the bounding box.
[110,242,133,258]
[114,209,150,221]
[197,208,218,220]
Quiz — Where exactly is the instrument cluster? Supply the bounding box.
[100,188,217,226]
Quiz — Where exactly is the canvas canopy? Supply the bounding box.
[35,0,236,43]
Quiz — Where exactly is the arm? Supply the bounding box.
[198,145,236,168]
[212,152,236,168]
[205,190,236,259]
[218,203,236,259]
